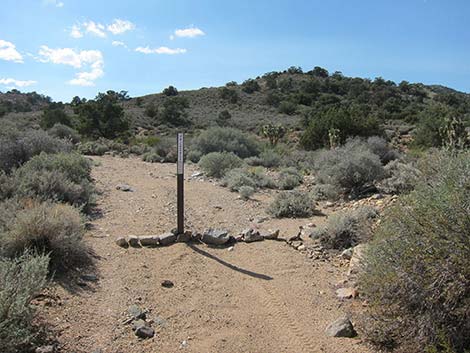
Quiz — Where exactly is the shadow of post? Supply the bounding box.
[186,243,273,281]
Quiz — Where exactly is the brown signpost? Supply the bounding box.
[177,133,184,235]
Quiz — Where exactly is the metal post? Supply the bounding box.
[177,133,184,235]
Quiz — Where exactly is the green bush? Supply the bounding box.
[77,141,109,156]
[222,167,275,191]
[239,186,255,200]
[0,172,15,201]
[1,202,89,273]
[0,252,49,353]
[278,100,298,115]
[48,123,81,144]
[191,127,260,158]
[40,103,72,129]
[13,153,95,212]
[241,79,260,93]
[366,136,399,164]
[141,137,177,163]
[268,191,315,218]
[359,151,470,352]
[378,159,421,194]
[310,183,340,201]
[245,150,281,168]
[310,206,377,249]
[277,167,302,190]
[199,152,243,178]
[315,141,384,195]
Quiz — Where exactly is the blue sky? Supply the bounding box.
[1,0,469,102]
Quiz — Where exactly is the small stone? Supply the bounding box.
[153,316,167,327]
[213,205,223,210]
[371,193,384,200]
[325,316,357,337]
[128,236,140,247]
[116,183,134,192]
[336,287,358,299]
[262,229,279,240]
[325,201,335,208]
[116,237,128,248]
[161,280,174,288]
[139,236,160,247]
[180,340,188,348]
[244,230,264,243]
[191,171,204,178]
[159,232,177,246]
[297,245,306,251]
[132,319,148,331]
[340,248,354,260]
[227,246,234,252]
[202,229,230,245]
[254,216,269,224]
[35,345,55,353]
[291,240,303,249]
[128,304,146,320]
[135,326,154,339]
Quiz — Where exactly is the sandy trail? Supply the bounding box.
[43,156,371,353]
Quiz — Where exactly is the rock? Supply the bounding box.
[180,340,188,348]
[244,230,264,243]
[161,280,174,288]
[297,245,306,251]
[340,248,354,260]
[128,235,140,247]
[254,216,269,224]
[116,183,134,192]
[128,304,146,320]
[371,193,384,200]
[348,244,368,276]
[262,229,279,240]
[139,235,160,247]
[35,345,55,353]
[325,316,357,337]
[153,316,167,327]
[336,287,358,299]
[213,205,223,210]
[201,229,230,245]
[159,232,177,246]
[135,326,155,339]
[325,201,335,208]
[132,319,148,331]
[191,171,204,178]
[80,274,98,282]
[176,231,192,243]
[291,240,303,249]
[227,246,234,252]
[116,237,128,248]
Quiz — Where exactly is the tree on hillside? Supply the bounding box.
[241,79,260,94]
[75,92,129,139]
[163,86,179,96]
[216,110,232,126]
[40,102,72,129]
[160,96,190,126]
[308,66,329,78]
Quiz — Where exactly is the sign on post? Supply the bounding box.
[177,133,184,235]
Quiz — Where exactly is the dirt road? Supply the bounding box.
[43,156,371,353]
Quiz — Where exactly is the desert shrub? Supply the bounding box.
[278,100,298,115]
[199,152,243,178]
[0,129,72,173]
[222,167,275,191]
[0,172,15,201]
[48,123,81,144]
[268,191,315,218]
[245,150,281,168]
[13,153,95,212]
[239,186,255,200]
[77,141,109,156]
[129,144,150,155]
[187,150,202,163]
[282,149,317,171]
[360,151,470,352]
[378,159,421,194]
[315,141,384,195]
[1,202,90,273]
[0,198,21,232]
[0,251,49,353]
[241,79,260,93]
[162,85,178,96]
[310,206,377,249]
[141,136,177,163]
[191,127,260,158]
[277,167,303,190]
[366,136,400,164]
[219,87,239,103]
[310,183,341,201]
[40,103,71,129]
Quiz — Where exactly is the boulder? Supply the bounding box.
[159,232,177,246]
[348,244,368,276]
[261,229,279,240]
[325,316,357,337]
[128,236,140,247]
[201,229,230,245]
[135,326,155,339]
[115,237,128,248]
[244,229,264,243]
[335,287,358,299]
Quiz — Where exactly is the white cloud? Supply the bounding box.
[135,46,187,55]
[0,78,36,87]
[173,26,205,39]
[0,39,23,63]
[43,0,64,7]
[107,19,135,35]
[37,46,104,86]
[83,21,107,38]
[112,40,126,47]
[70,25,83,38]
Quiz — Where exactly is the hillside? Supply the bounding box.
[2,66,470,137]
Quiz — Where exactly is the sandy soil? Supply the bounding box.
[42,156,372,353]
